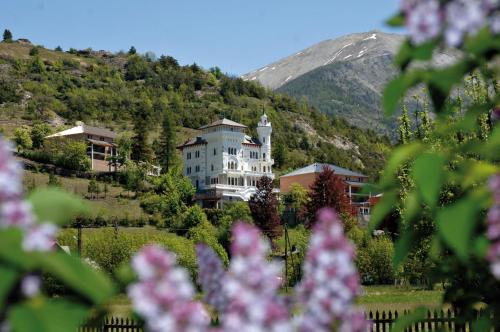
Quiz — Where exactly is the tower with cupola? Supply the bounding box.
[257,113,272,165]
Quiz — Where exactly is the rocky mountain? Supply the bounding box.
[242,31,456,136]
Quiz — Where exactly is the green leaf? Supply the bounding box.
[395,41,436,69]
[35,252,115,304]
[386,12,405,27]
[473,236,489,258]
[393,231,414,268]
[436,198,479,261]
[380,142,423,187]
[383,70,424,116]
[464,27,500,56]
[9,299,89,332]
[28,188,89,226]
[462,161,499,188]
[0,265,18,309]
[369,190,398,231]
[391,307,427,332]
[0,229,33,269]
[412,152,446,208]
[403,190,420,223]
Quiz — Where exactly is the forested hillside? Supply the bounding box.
[0,38,391,178]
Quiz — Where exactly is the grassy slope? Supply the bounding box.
[23,170,144,219]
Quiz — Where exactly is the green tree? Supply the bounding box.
[47,172,62,187]
[283,183,310,212]
[398,104,412,144]
[29,47,39,56]
[13,126,33,152]
[55,46,63,52]
[131,101,153,162]
[128,46,137,55]
[30,123,52,149]
[158,109,176,172]
[103,183,109,199]
[2,29,12,42]
[88,178,99,200]
[29,56,46,74]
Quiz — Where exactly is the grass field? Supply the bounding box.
[23,170,145,219]
[104,285,445,318]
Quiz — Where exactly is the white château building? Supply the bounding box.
[177,114,274,207]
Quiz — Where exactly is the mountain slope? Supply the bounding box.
[242,31,456,136]
[0,39,391,179]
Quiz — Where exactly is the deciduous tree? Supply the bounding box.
[302,165,351,226]
[248,176,282,243]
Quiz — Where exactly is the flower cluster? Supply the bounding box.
[295,208,368,332]
[129,209,368,331]
[222,222,291,332]
[128,245,210,332]
[196,244,227,314]
[400,0,499,46]
[0,137,57,252]
[487,174,500,279]
[0,136,58,302]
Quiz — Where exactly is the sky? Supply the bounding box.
[1,0,400,75]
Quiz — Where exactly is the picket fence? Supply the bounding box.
[79,309,492,331]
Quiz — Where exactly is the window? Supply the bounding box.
[211,164,214,171]
[187,152,191,160]
[195,151,200,158]
[187,167,192,174]
[263,137,266,143]
[214,148,217,155]
[263,153,266,159]
[195,165,200,172]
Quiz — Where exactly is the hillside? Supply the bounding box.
[0,38,391,178]
[242,31,457,136]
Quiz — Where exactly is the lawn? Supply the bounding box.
[357,285,444,312]
[23,170,145,220]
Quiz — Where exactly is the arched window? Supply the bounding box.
[263,166,266,172]
[263,153,266,159]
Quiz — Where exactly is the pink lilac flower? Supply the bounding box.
[405,0,442,45]
[21,274,41,298]
[0,200,34,229]
[222,222,292,332]
[487,174,500,279]
[128,245,210,332]
[196,244,227,314]
[22,223,58,252]
[0,139,23,201]
[445,0,487,46]
[295,208,369,332]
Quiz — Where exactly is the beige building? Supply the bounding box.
[45,122,118,172]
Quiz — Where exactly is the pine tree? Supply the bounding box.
[88,178,98,200]
[159,110,176,172]
[2,29,12,42]
[128,46,137,55]
[248,176,282,243]
[302,165,351,226]
[131,101,153,162]
[398,104,412,144]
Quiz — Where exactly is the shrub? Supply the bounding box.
[355,234,395,285]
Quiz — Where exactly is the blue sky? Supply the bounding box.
[1,0,400,75]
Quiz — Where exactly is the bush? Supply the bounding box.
[356,234,395,285]
[57,228,198,278]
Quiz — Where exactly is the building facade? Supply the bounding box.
[177,115,274,207]
[280,163,371,217]
[45,122,118,172]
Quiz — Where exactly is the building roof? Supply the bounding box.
[46,124,117,139]
[87,138,116,147]
[176,136,208,149]
[242,135,261,146]
[199,118,247,130]
[281,163,367,178]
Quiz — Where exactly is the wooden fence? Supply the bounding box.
[80,310,492,331]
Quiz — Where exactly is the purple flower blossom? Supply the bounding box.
[295,208,368,332]
[405,0,442,45]
[128,245,210,332]
[445,0,487,46]
[21,274,41,298]
[0,139,23,201]
[487,174,500,280]
[222,222,292,332]
[196,244,227,314]
[1,200,34,229]
[22,223,58,252]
